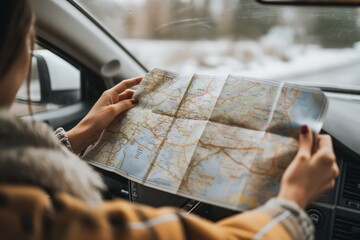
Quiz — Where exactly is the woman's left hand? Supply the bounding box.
[67,76,142,154]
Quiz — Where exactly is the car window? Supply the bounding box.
[73,0,360,89]
[10,44,81,116]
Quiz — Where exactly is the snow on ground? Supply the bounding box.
[123,39,360,78]
[121,27,360,85]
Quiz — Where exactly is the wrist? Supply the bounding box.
[278,186,309,209]
[67,120,93,155]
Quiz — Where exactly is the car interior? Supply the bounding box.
[16,0,360,239]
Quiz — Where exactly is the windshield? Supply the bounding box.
[73,0,360,89]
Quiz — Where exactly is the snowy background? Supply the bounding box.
[123,27,360,87]
[76,0,360,87]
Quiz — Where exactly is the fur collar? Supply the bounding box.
[0,110,105,206]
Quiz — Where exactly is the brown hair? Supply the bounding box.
[0,0,34,80]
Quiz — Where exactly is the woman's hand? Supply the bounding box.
[67,76,142,154]
[278,125,339,209]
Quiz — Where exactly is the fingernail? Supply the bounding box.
[130,99,139,105]
[300,125,308,135]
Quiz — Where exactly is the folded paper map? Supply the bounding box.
[85,68,328,211]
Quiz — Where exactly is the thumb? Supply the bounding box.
[110,99,138,116]
[296,125,313,161]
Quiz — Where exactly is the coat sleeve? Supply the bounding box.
[54,127,73,152]
[0,185,313,240]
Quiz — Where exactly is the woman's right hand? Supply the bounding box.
[278,125,339,209]
[67,77,142,154]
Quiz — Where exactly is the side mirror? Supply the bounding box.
[17,49,81,106]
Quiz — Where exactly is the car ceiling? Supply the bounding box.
[32,0,146,86]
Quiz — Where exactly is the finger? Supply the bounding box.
[118,89,135,101]
[333,162,340,178]
[329,163,340,179]
[295,125,313,161]
[312,135,336,164]
[113,76,142,94]
[325,179,336,191]
[316,135,333,152]
[109,99,137,116]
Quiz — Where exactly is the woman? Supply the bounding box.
[0,1,339,239]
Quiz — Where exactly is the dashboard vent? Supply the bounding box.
[333,216,360,240]
[343,164,360,204]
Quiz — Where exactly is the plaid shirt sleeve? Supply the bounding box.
[54,127,73,152]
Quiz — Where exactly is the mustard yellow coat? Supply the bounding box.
[0,111,313,240]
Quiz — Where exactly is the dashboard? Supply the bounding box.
[98,91,360,240]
